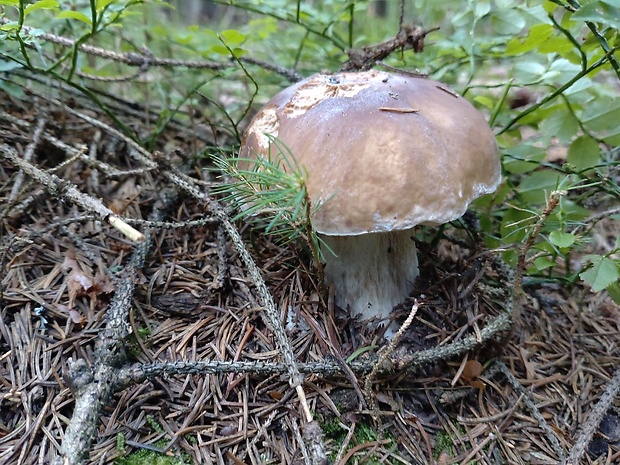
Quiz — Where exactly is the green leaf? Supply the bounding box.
[0,60,22,71]
[543,0,558,14]
[558,200,590,223]
[346,345,376,363]
[560,73,593,96]
[220,29,246,46]
[572,1,620,29]
[491,8,526,35]
[539,108,579,144]
[230,47,247,58]
[56,10,93,25]
[606,282,620,305]
[503,144,546,174]
[0,1,19,5]
[451,9,473,27]
[566,136,600,172]
[517,171,565,204]
[28,3,52,17]
[505,23,554,55]
[96,0,115,10]
[537,36,575,56]
[24,0,58,15]
[514,61,546,81]
[534,256,556,270]
[474,1,491,19]
[496,0,518,7]
[582,100,620,132]
[0,80,26,99]
[209,44,230,56]
[473,95,495,109]
[248,17,278,40]
[549,230,576,248]
[600,127,620,146]
[540,58,582,86]
[580,255,620,292]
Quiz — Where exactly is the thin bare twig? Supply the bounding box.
[497,361,566,461]
[334,422,356,465]
[8,113,46,203]
[0,17,301,82]
[238,56,303,82]
[562,367,620,465]
[365,301,420,420]
[512,191,562,321]
[570,206,620,235]
[61,270,136,465]
[398,0,406,31]
[0,144,144,243]
[341,25,438,71]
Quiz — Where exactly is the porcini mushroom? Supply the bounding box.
[239,70,501,331]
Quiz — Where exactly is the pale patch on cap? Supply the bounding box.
[247,106,280,150]
[283,73,379,118]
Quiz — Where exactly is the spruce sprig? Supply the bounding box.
[212,135,326,271]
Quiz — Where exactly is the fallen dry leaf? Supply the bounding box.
[461,359,483,383]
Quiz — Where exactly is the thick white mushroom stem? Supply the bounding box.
[320,229,419,325]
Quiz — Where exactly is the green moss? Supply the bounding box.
[114,439,193,465]
[321,416,399,464]
[322,417,347,441]
[116,433,126,456]
[136,326,151,339]
[125,323,152,360]
[113,420,194,465]
[114,448,191,465]
[354,422,383,444]
[433,429,456,459]
[145,415,165,433]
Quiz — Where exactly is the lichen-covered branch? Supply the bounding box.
[341,25,438,71]
[0,144,144,243]
[59,192,173,465]
[562,367,620,465]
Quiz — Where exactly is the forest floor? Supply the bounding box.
[1,78,619,465]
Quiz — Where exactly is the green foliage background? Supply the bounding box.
[1,0,618,302]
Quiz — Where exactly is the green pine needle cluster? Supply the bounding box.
[211,136,326,266]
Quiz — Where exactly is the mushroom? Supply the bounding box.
[239,70,501,332]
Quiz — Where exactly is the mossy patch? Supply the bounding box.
[114,442,193,465]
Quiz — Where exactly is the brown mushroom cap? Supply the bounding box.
[240,70,501,236]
